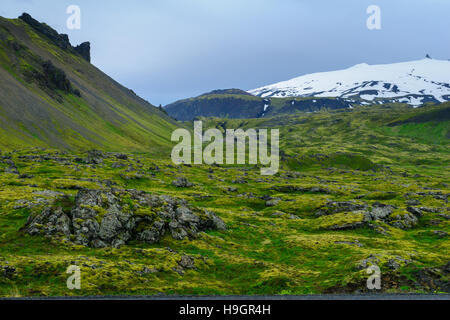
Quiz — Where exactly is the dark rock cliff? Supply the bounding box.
[74,41,91,62]
[19,13,90,63]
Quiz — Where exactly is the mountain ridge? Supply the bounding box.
[164,90,352,121]
[249,58,450,107]
[166,58,450,121]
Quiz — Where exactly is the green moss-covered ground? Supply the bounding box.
[0,103,448,297]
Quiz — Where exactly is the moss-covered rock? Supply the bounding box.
[25,189,226,248]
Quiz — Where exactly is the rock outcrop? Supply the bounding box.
[85,150,105,164]
[315,201,368,217]
[40,60,75,93]
[24,59,81,97]
[19,13,90,63]
[315,201,427,230]
[74,42,91,62]
[172,177,194,188]
[19,13,72,50]
[25,189,226,248]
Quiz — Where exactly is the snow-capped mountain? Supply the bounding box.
[249,58,450,107]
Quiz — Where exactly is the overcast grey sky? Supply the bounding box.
[1,0,449,105]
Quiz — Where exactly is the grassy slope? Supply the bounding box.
[0,103,448,296]
[200,103,449,174]
[165,93,265,121]
[0,17,178,155]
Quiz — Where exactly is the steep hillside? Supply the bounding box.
[250,59,450,107]
[0,14,178,153]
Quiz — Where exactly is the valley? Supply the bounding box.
[0,13,448,297]
[0,103,448,296]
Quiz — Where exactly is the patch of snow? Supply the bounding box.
[261,104,270,117]
[360,95,376,101]
[249,59,450,107]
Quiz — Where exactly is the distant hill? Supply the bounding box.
[199,88,253,96]
[0,14,178,153]
[165,89,352,121]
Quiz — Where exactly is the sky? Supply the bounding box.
[1,0,449,105]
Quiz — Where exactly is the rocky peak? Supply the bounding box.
[19,13,72,50]
[74,41,91,62]
[19,13,91,63]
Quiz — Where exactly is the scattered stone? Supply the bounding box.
[405,200,421,206]
[265,199,280,207]
[415,191,448,202]
[370,203,395,220]
[418,207,441,213]
[433,230,448,238]
[179,255,196,270]
[0,265,16,279]
[27,190,65,202]
[32,191,66,198]
[428,219,442,226]
[5,166,19,175]
[387,257,412,270]
[111,162,126,169]
[357,255,411,271]
[172,266,185,276]
[407,207,423,218]
[120,173,145,180]
[367,223,390,236]
[13,198,49,209]
[237,193,255,199]
[389,212,418,229]
[232,178,247,184]
[315,200,422,230]
[18,174,34,179]
[414,262,450,293]
[334,241,363,247]
[316,201,368,217]
[327,220,365,231]
[85,150,104,164]
[275,185,333,194]
[172,177,194,188]
[357,255,380,270]
[240,222,258,228]
[271,212,299,220]
[271,212,285,217]
[136,266,158,276]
